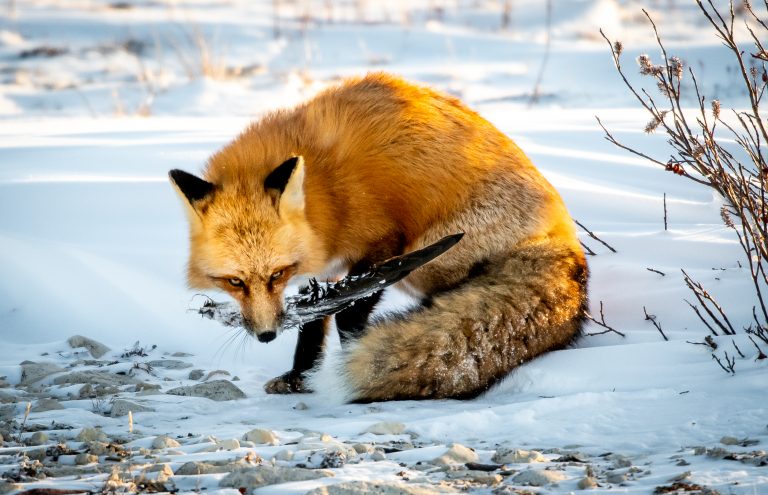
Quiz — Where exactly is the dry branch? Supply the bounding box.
[585,301,626,337]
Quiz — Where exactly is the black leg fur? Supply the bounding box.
[336,260,383,345]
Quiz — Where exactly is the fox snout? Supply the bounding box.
[241,308,285,343]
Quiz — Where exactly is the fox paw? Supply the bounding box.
[264,371,311,394]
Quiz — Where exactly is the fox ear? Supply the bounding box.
[169,169,215,224]
[169,169,215,205]
[265,156,305,217]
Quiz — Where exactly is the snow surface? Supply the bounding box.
[1,0,767,493]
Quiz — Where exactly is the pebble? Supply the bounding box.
[175,461,236,475]
[512,469,567,486]
[76,427,108,442]
[204,369,231,380]
[20,361,64,385]
[720,436,739,445]
[305,481,444,495]
[26,431,48,446]
[171,352,194,357]
[166,380,246,401]
[445,470,502,484]
[216,438,240,450]
[353,443,373,454]
[54,370,137,386]
[135,382,161,392]
[0,391,16,404]
[75,453,98,465]
[371,449,387,461]
[67,335,110,358]
[577,476,598,489]
[188,369,205,380]
[243,428,279,445]
[152,435,181,450]
[364,421,406,435]
[431,443,479,465]
[32,398,65,412]
[148,359,193,369]
[492,448,546,464]
[219,465,334,492]
[293,401,309,410]
[0,377,8,388]
[87,441,109,455]
[273,449,295,461]
[110,399,154,417]
[606,471,627,484]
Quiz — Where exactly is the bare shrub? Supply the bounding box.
[598,1,768,355]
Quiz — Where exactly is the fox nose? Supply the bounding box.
[256,331,276,343]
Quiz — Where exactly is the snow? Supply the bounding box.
[1,0,767,493]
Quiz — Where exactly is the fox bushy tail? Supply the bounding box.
[311,240,588,402]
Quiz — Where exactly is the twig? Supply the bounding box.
[644,306,668,340]
[574,219,617,253]
[747,335,767,359]
[16,402,31,444]
[580,240,596,256]
[584,301,626,337]
[682,270,736,335]
[529,0,552,106]
[647,267,666,276]
[732,338,746,358]
[663,192,668,230]
[711,351,736,374]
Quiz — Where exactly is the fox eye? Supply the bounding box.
[228,278,244,288]
[270,270,284,282]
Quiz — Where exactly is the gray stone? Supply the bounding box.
[27,448,46,461]
[371,449,387,461]
[720,436,739,445]
[20,361,63,385]
[67,335,110,358]
[0,377,8,388]
[0,391,15,403]
[204,369,231,381]
[110,399,154,417]
[353,443,373,454]
[306,481,445,495]
[78,383,119,399]
[76,427,108,442]
[166,380,246,401]
[293,401,309,410]
[86,441,109,455]
[188,369,205,381]
[75,453,98,465]
[364,421,406,435]
[175,461,232,475]
[54,370,137,386]
[220,466,333,492]
[216,438,240,450]
[171,352,194,357]
[273,449,294,461]
[148,360,193,370]
[135,382,161,392]
[512,469,567,486]
[0,481,19,494]
[606,471,627,484]
[32,398,65,412]
[152,435,181,450]
[445,470,502,484]
[243,428,279,445]
[26,431,48,446]
[431,443,479,465]
[492,448,546,464]
[578,477,598,489]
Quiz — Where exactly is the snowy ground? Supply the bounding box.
[1,1,767,494]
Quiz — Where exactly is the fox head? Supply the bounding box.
[169,156,326,342]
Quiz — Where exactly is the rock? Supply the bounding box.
[175,461,232,475]
[75,453,98,465]
[110,399,154,417]
[152,435,181,450]
[669,471,692,482]
[0,391,15,403]
[431,443,479,465]
[32,398,65,412]
[87,441,109,455]
[188,369,205,381]
[20,361,63,385]
[371,449,387,461]
[27,448,46,461]
[166,380,246,401]
[512,469,567,486]
[0,432,4,444]
[273,449,294,461]
[606,471,627,484]
[171,352,193,357]
[306,481,445,495]
[76,427,108,443]
[293,401,309,410]
[364,422,406,435]
[720,436,739,445]
[147,359,193,370]
[445,470,502,484]
[0,481,20,495]
[54,370,137,386]
[578,477,598,489]
[353,443,373,454]
[216,438,240,450]
[320,449,348,468]
[78,383,119,398]
[492,448,546,464]
[220,466,334,492]
[243,428,279,445]
[204,369,231,381]
[0,377,8,388]
[67,335,110,358]
[26,431,48,446]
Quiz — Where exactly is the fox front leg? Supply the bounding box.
[264,318,328,394]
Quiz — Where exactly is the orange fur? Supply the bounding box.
[171,73,587,400]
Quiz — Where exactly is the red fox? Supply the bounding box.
[170,73,587,402]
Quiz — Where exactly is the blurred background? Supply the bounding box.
[0,0,752,119]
